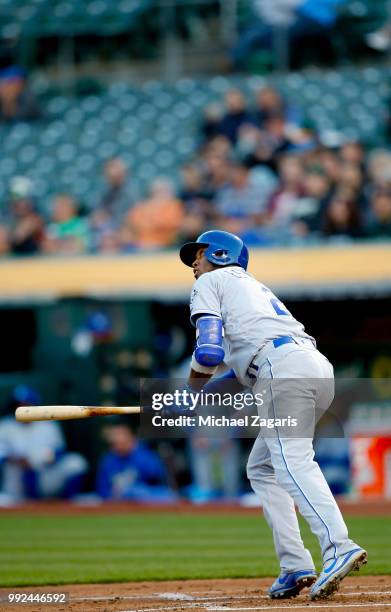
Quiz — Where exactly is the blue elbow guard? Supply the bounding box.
[195,316,225,367]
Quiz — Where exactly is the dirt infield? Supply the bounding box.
[1,576,391,612]
[1,499,391,516]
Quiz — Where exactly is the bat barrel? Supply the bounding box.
[15,405,141,422]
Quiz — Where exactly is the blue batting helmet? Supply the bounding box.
[179,230,249,270]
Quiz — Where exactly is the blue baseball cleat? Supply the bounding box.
[310,547,368,600]
[268,570,317,599]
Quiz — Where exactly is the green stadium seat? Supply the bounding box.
[0,157,17,178]
[173,102,193,119]
[155,150,175,169]
[138,161,156,180]
[35,155,57,175]
[65,108,85,126]
[75,154,95,172]
[100,105,121,124]
[139,103,159,122]
[176,137,194,156]
[119,151,136,168]
[19,144,39,165]
[81,96,103,114]
[72,176,91,198]
[47,97,70,116]
[209,76,231,94]
[117,128,138,147]
[53,2,74,19]
[97,141,119,159]
[56,143,77,162]
[138,139,157,158]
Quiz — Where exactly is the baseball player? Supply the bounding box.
[179,230,367,600]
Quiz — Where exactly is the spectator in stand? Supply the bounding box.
[339,141,366,170]
[43,194,89,254]
[231,0,345,70]
[96,421,177,503]
[242,129,279,174]
[295,167,332,234]
[98,158,138,223]
[366,23,391,52]
[202,154,231,200]
[0,225,10,256]
[0,66,41,122]
[338,162,368,214]
[119,178,184,250]
[252,86,302,129]
[232,0,298,69]
[201,102,224,143]
[318,148,342,186]
[236,123,263,161]
[263,114,292,155]
[7,176,44,255]
[217,89,252,145]
[366,189,391,238]
[180,163,210,207]
[242,113,292,172]
[367,150,391,191]
[239,119,318,169]
[266,154,305,228]
[206,135,233,159]
[178,163,210,241]
[0,386,87,503]
[214,161,276,236]
[339,162,365,192]
[89,207,119,253]
[321,189,364,239]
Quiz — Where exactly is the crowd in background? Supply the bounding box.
[0,79,391,257]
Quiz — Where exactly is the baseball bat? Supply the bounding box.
[15,405,141,422]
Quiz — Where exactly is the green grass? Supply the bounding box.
[0,513,389,586]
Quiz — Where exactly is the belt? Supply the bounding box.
[272,335,296,349]
[247,336,315,379]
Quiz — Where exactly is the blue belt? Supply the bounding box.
[247,336,297,379]
[272,335,296,349]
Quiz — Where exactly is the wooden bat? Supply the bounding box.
[15,405,141,422]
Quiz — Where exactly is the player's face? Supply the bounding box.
[192,248,214,279]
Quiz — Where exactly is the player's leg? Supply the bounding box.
[188,437,216,500]
[247,433,316,597]
[39,453,88,498]
[261,347,366,597]
[220,438,241,499]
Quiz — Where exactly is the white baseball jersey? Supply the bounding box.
[189,266,314,385]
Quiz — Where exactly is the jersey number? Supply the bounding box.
[270,297,289,316]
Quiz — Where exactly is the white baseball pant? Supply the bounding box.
[247,341,357,571]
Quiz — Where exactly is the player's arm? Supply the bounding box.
[188,314,243,395]
[188,315,225,389]
[188,274,227,388]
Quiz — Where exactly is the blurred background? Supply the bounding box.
[0,0,390,507]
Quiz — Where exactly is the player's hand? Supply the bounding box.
[160,383,199,418]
